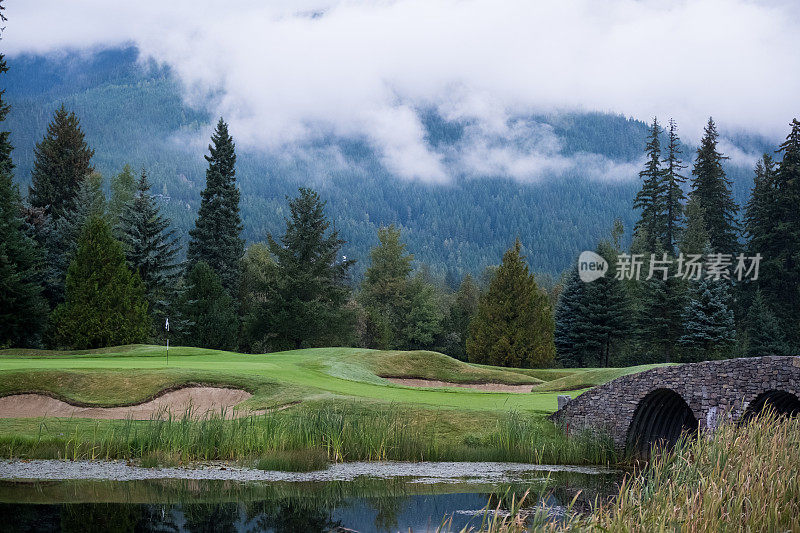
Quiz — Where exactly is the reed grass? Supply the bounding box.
[458,410,800,532]
[0,404,614,470]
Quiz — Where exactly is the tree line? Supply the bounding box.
[0,51,555,366]
[555,116,800,366]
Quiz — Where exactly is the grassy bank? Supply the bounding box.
[455,412,800,532]
[0,403,615,469]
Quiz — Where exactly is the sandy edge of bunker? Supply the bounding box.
[0,387,274,420]
[385,378,534,393]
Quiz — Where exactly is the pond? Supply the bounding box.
[0,461,623,532]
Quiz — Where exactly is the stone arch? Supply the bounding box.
[741,390,800,423]
[626,388,698,458]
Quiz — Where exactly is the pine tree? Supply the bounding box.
[359,225,414,349]
[680,198,711,256]
[252,188,355,350]
[439,274,480,360]
[108,164,137,223]
[239,243,277,352]
[116,169,181,323]
[689,117,739,252]
[28,104,95,219]
[745,290,789,357]
[42,173,106,307]
[0,47,48,347]
[765,118,800,345]
[661,118,686,253]
[554,264,589,367]
[467,239,555,368]
[634,118,666,253]
[678,275,736,361]
[399,275,443,350]
[744,154,776,255]
[51,216,149,349]
[637,255,686,363]
[580,240,630,367]
[186,118,244,292]
[174,261,239,350]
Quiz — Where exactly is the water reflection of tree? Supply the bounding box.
[60,503,141,533]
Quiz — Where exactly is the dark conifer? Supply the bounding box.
[633,118,666,253]
[0,47,48,347]
[28,105,95,219]
[661,118,686,252]
[117,170,181,322]
[745,290,789,357]
[174,261,239,350]
[554,264,588,367]
[52,216,149,349]
[186,118,243,292]
[467,239,554,368]
[689,117,739,252]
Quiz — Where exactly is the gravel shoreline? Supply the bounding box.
[0,460,620,484]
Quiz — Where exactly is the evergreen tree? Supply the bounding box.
[661,118,686,252]
[438,274,480,360]
[174,261,239,350]
[678,274,736,361]
[467,240,555,368]
[239,243,277,352]
[51,216,149,349]
[633,118,666,253]
[744,154,776,255]
[28,104,95,219]
[116,169,181,323]
[745,290,789,357]
[252,188,355,350]
[0,46,48,347]
[580,240,630,367]
[765,118,800,345]
[42,174,106,307]
[636,255,686,363]
[399,275,443,350]
[359,225,414,349]
[680,198,711,256]
[108,164,137,223]
[186,118,243,292]
[554,264,589,367]
[689,117,739,252]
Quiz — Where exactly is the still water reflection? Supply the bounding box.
[0,464,622,532]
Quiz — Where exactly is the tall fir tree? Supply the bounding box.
[51,216,149,349]
[438,274,480,360]
[689,117,739,252]
[678,274,736,361]
[116,169,181,324]
[661,118,686,253]
[108,164,137,224]
[28,104,95,219]
[359,225,414,349]
[175,261,239,351]
[252,188,355,350]
[554,264,589,367]
[186,118,244,292]
[680,198,711,256]
[580,239,630,367]
[745,290,789,358]
[765,118,800,345]
[42,173,106,307]
[744,154,776,255]
[636,255,686,363]
[633,118,666,253]
[467,239,555,368]
[0,44,48,347]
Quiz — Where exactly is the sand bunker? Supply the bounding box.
[386,378,533,393]
[0,387,260,420]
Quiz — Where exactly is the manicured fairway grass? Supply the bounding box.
[0,346,660,466]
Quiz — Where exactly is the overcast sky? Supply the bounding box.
[5,0,800,182]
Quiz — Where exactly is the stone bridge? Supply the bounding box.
[551,356,800,456]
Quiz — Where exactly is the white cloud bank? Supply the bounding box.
[5,0,799,182]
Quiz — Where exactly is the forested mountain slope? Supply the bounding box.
[3,47,772,280]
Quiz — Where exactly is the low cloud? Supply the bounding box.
[7,0,799,182]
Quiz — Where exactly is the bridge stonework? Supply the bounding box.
[551,356,800,453]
